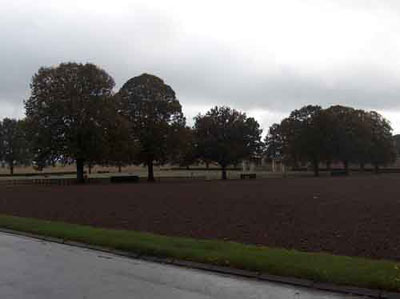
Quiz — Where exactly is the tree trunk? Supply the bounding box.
[118,164,122,173]
[206,162,209,169]
[360,162,365,172]
[313,159,319,177]
[374,164,379,174]
[76,158,85,184]
[9,162,14,176]
[326,161,331,171]
[221,165,227,180]
[147,160,155,182]
[88,163,92,174]
[343,160,349,175]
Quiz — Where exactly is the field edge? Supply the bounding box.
[0,214,398,293]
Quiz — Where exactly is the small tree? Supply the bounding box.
[170,126,198,169]
[264,123,283,161]
[0,118,31,175]
[25,62,115,183]
[194,106,262,180]
[117,74,185,182]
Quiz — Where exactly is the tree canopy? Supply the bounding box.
[116,73,186,181]
[194,106,263,179]
[265,105,396,175]
[25,62,116,182]
[0,118,31,175]
[15,61,399,180]
[394,134,400,156]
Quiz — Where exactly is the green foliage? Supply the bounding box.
[24,62,115,182]
[1,214,400,291]
[93,98,136,170]
[287,106,325,172]
[170,126,198,168]
[266,105,396,174]
[116,73,186,181]
[265,106,327,175]
[324,106,396,171]
[324,106,361,167]
[264,123,283,160]
[0,118,31,174]
[366,111,396,168]
[20,62,396,179]
[194,106,263,179]
[394,134,400,156]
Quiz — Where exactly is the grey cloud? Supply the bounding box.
[1,0,400,130]
[166,61,400,113]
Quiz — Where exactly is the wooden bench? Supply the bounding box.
[240,173,256,179]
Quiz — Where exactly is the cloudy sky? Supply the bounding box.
[2,0,400,133]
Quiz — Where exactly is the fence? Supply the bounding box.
[0,177,109,186]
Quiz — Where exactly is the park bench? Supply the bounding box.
[240,173,256,179]
[110,176,140,183]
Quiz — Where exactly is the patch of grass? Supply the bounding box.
[0,214,399,291]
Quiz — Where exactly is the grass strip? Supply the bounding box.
[0,214,398,291]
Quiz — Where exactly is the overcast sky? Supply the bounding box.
[2,0,400,133]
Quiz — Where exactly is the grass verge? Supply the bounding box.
[0,214,398,292]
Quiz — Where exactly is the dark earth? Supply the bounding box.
[1,175,400,261]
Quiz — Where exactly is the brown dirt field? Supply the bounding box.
[1,175,400,260]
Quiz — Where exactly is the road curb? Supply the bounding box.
[0,227,389,298]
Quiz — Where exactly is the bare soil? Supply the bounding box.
[1,175,400,260]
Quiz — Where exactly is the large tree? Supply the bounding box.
[116,74,185,182]
[323,106,393,173]
[25,62,115,183]
[194,106,262,180]
[266,105,330,176]
[0,118,31,175]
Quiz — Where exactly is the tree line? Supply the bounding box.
[0,62,397,181]
[264,105,397,176]
[0,62,262,182]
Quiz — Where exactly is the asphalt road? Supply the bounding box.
[0,232,364,299]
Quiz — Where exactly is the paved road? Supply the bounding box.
[0,232,364,299]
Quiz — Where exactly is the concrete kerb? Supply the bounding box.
[0,227,387,298]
